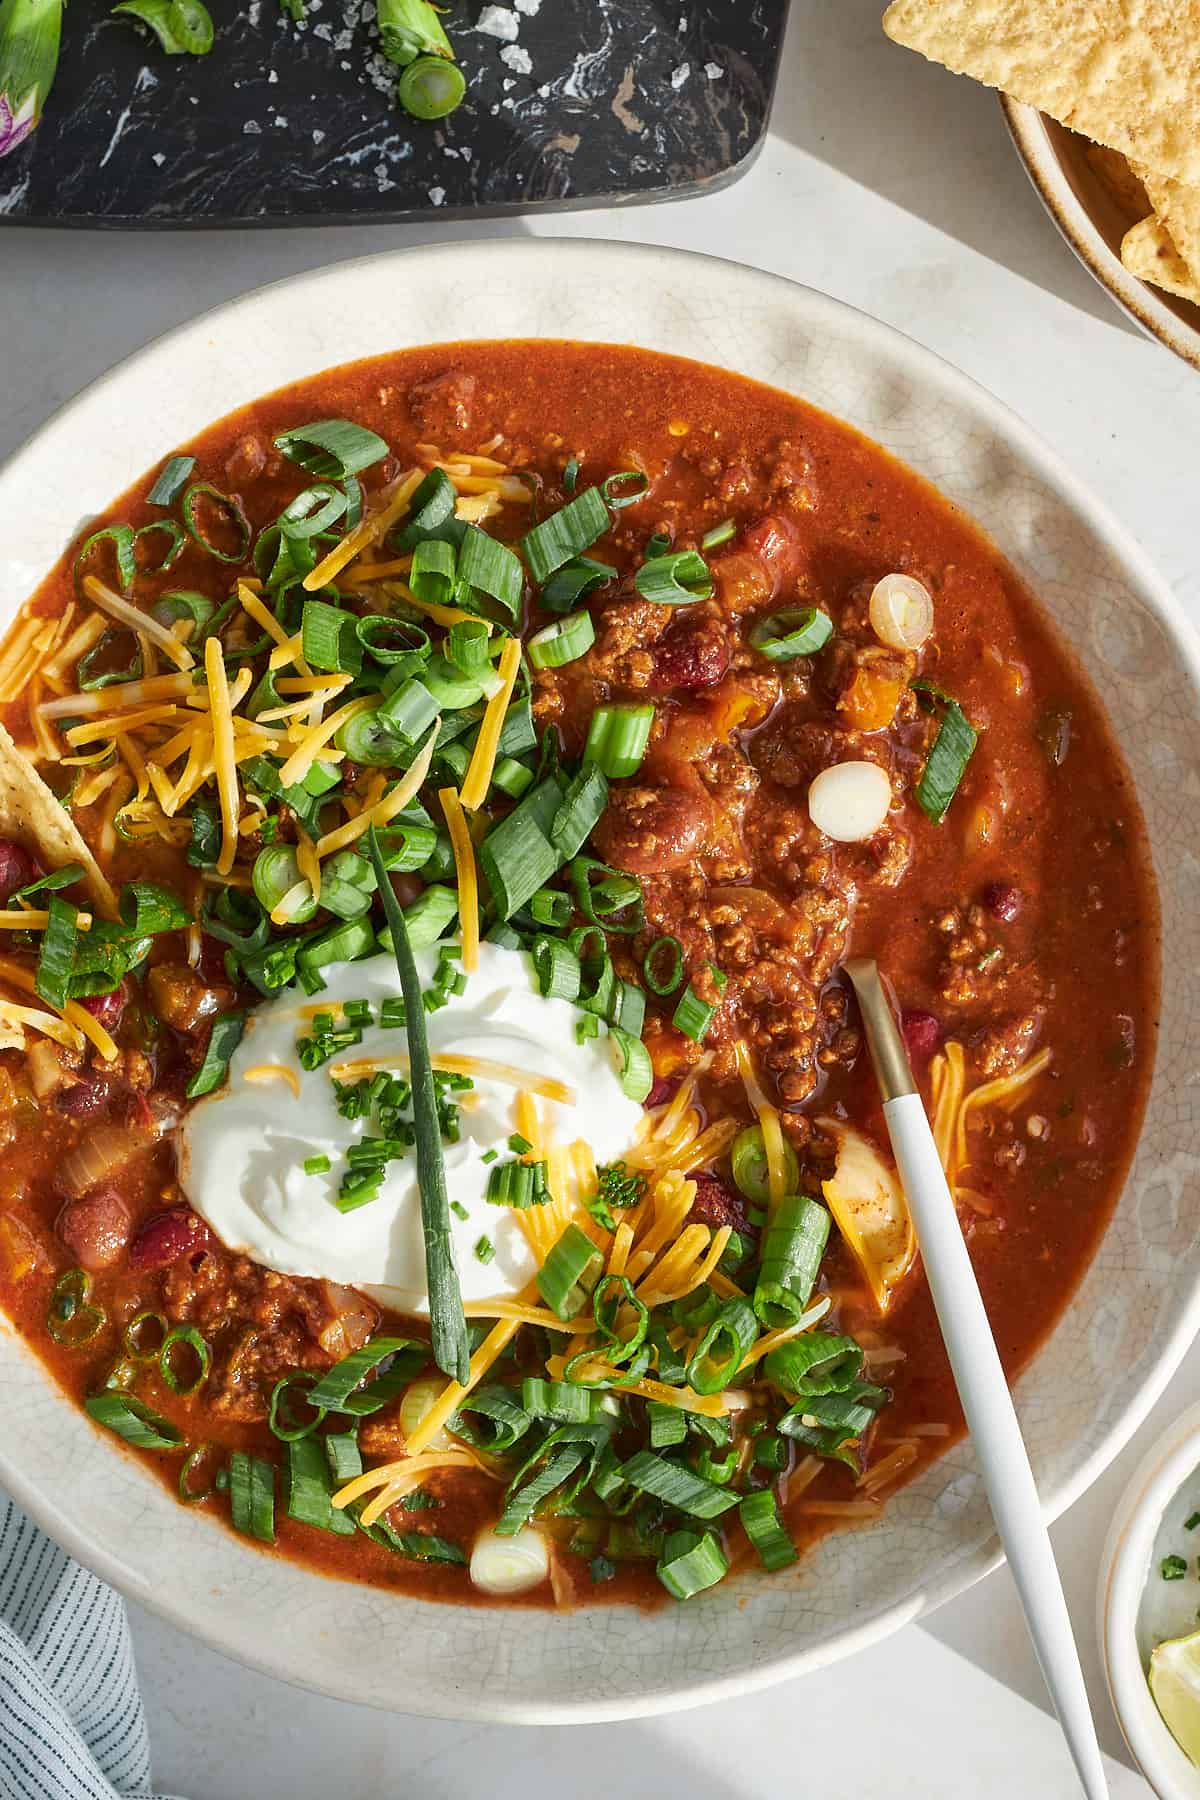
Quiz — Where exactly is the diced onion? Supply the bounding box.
[469,1524,550,1596]
[808,761,892,842]
[869,574,933,651]
[400,1375,454,1452]
[59,1125,148,1200]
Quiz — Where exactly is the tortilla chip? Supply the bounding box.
[1121,214,1200,307]
[882,0,1200,188]
[1133,163,1200,291]
[0,724,118,917]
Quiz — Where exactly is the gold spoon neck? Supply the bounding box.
[843,956,917,1102]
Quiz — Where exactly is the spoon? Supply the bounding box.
[844,956,1108,1800]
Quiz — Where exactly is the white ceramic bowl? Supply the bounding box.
[1101,1407,1200,1798]
[1002,97,1200,370]
[1,239,1199,1721]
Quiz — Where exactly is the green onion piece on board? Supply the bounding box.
[111,0,214,56]
[537,1222,604,1321]
[83,1393,183,1451]
[731,1122,799,1205]
[753,1194,831,1329]
[228,1450,276,1542]
[526,609,595,670]
[738,1489,798,1572]
[583,703,654,779]
[273,419,389,481]
[369,823,469,1384]
[634,550,713,605]
[749,607,833,661]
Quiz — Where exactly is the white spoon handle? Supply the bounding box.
[883,1092,1109,1800]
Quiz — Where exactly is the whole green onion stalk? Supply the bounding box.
[0,0,61,156]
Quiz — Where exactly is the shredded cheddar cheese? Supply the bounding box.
[460,636,522,811]
[203,636,239,876]
[439,785,478,971]
[243,1065,301,1098]
[302,469,423,593]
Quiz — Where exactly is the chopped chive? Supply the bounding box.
[474,1235,495,1264]
[508,1133,532,1155]
[1162,1554,1188,1581]
[303,1154,332,1176]
[451,1200,469,1220]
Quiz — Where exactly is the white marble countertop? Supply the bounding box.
[5,1,1200,1792]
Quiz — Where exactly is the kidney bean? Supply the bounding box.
[0,839,40,904]
[648,624,729,693]
[982,881,1024,924]
[644,1074,681,1110]
[901,1009,942,1065]
[55,1073,114,1121]
[55,1188,131,1272]
[592,785,714,875]
[128,1205,211,1272]
[78,979,129,1032]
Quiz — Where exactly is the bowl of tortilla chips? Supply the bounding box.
[882,0,1200,371]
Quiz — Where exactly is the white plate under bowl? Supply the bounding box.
[1002,96,1200,371]
[1,239,1198,1723]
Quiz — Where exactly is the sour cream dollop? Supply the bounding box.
[179,943,644,1314]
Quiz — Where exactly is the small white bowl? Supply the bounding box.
[1100,1405,1200,1797]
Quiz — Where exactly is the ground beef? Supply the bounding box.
[408,369,476,439]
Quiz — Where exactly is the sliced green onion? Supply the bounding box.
[122,1309,167,1361]
[159,1324,211,1396]
[228,1450,276,1542]
[84,1392,183,1451]
[478,773,565,919]
[331,707,399,768]
[491,756,533,800]
[324,1429,363,1485]
[778,1381,888,1462]
[284,1434,356,1535]
[457,524,524,620]
[146,455,197,506]
[185,1011,247,1099]
[521,1377,595,1424]
[530,935,581,1000]
[583,703,654,779]
[647,1401,688,1449]
[112,0,213,56]
[135,519,186,572]
[78,628,142,691]
[376,676,441,741]
[306,1335,427,1416]
[249,846,311,923]
[551,763,607,861]
[280,483,349,541]
[445,616,492,678]
[739,1489,797,1572]
[620,1451,739,1520]
[685,1298,759,1395]
[656,1528,727,1599]
[643,934,683,996]
[592,1272,649,1367]
[370,823,469,1384]
[701,518,736,551]
[750,607,833,661]
[537,1221,604,1321]
[753,1195,832,1329]
[609,1026,653,1103]
[494,1422,609,1536]
[527,610,595,670]
[268,1372,329,1441]
[181,483,251,564]
[297,916,377,973]
[764,1332,863,1397]
[522,487,610,585]
[75,526,137,593]
[635,550,713,605]
[731,1123,799,1205]
[539,556,615,614]
[377,883,459,952]
[301,598,360,674]
[410,537,458,608]
[672,967,726,1043]
[419,655,485,712]
[356,614,430,671]
[602,471,649,510]
[304,1154,331,1175]
[152,590,213,634]
[486,1157,551,1210]
[529,886,572,929]
[377,0,453,63]
[274,420,389,481]
[448,1383,531,1452]
[913,683,978,824]
[118,881,190,935]
[46,1268,106,1347]
[395,468,458,550]
[569,857,643,933]
[35,896,77,1009]
[178,1442,220,1504]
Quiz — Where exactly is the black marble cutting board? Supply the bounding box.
[0,0,788,227]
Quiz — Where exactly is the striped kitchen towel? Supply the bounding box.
[0,1495,183,1800]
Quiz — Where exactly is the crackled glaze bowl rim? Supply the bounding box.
[0,239,1196,1723]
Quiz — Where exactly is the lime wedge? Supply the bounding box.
[1150,1628,1200,1765]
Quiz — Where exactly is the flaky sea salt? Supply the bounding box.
[477,4,519,39]
[500,42,531,74]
